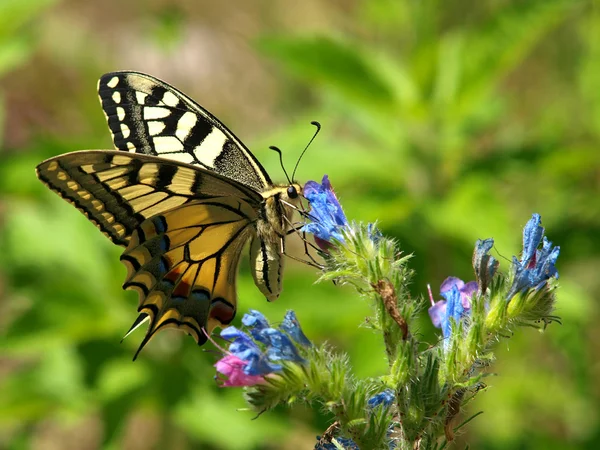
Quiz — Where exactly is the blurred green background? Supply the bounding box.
[1,0,599,448]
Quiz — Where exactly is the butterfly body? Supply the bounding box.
[36,71,302,358]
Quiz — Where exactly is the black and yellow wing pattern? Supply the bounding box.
[97,71,271,190]
[36,71,300,359]
[36,151,264,357]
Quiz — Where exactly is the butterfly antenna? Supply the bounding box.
[292,121,321,182]
[269,146,292,185]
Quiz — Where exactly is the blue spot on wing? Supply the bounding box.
[153,216,167,234]
[190,289,211,302]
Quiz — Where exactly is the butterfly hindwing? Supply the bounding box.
[97,71,271,191]
[35,150,262,246]
[121,199,258,358]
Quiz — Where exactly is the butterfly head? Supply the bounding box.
[285,183,302,202]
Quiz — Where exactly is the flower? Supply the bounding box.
[280,310,312,347]
[215,310,310,387]
[221,326,282,376]
[301,175,348,250]
[472,238,498,293]
[214,355,266,387]
[428,277,478,339]
[367,389,395,409]
[507,214,560,300]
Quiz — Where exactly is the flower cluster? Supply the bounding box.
[211,174,563,449]
[507,213,560,299]
[215,310,311,387]
[428,213,560,344]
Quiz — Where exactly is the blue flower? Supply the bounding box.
[302,175,348,250]
[280,310,312,347]
[428,277,477,339]
[219,310,309,380]
[260,328,305,363]
[221,326,281,376]
[242,309,271,344]
[242,309,270,330]
[507,214,560,300]
[367,389,395,408]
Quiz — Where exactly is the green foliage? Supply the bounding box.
[1,0,598,448]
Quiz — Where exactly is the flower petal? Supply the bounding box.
[242,310,270,330]
[521,213,544,266]
[220,326,279,376]
[440,276,465,294]
[301,175,348,246]
[508,214,560,299]
[367,389,395,408]
[461,281,478,308]
[280,310,312,347]
[442,285,464,339]
[215,355,265,387]
[259,328,305,363]
[428,300,447,329]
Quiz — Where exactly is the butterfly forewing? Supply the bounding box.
[36,150,264,357]
[98,71,271,191]
[36,150,262,246]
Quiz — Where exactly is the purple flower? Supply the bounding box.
[507,214,560,300]
[428,277,478,339]
[301,175,348,250]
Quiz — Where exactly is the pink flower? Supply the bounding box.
[214,355,266,387]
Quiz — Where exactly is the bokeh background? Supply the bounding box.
[1,0,599,448]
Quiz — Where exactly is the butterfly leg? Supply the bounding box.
[281,217,323,268]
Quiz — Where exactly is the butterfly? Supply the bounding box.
[36,71,304,359]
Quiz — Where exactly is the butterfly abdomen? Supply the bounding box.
[250,183,303,301]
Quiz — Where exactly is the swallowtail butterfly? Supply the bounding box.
[36,72,303,359]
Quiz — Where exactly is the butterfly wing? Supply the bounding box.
[98,71,272,191]
[122,199,256,359]
[36,150,262,357]
[35,150,262,246]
